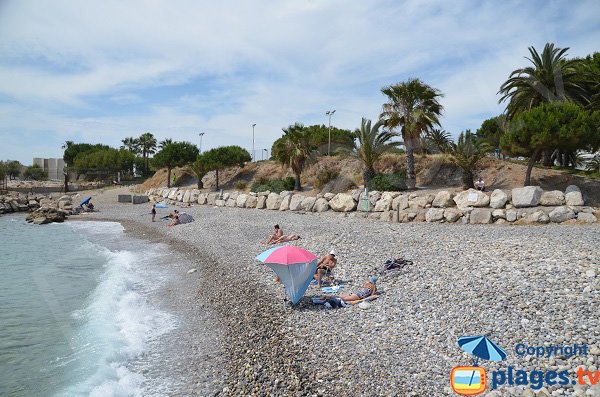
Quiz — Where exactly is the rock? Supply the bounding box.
[577,212,597,223]
[425,208,445,222]
[380,210,394,222]
[565,185,584,206]
[168,188,178,200]
[244,195,258,208]
[236,194,248,208]
[279,190,292,198]
[256,195,267,209]
[443,208,462,223]
[313,198,330,212]
[300,197,316,212]
[408,195,431,209]
[492,209,506,220]
[511,186,543,207]
[490,189,508,209]
[453,189,490,210]
[392,195,409,210]
[323,193,335,200]
[226,198,236,207]
[190,189,200,203]
[329,194,357,212]
[549,206,576,223]
[197,193,208,205]
[266,193,283,210]
[289,195,305,211]
[540,190,565,206]
[33,216,51,225]
[187,268,197,274]
[527,210,550,224]
[206,193,218,205]
[279,194,292,211]
[585,270,596,278]
[432,191,454,208]
[374,194,394,212]
[470,208,492,224]
[182,190,192,203]
[215,199,225,207]
[506,209,518,222]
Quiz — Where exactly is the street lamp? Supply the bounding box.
[252,123,256,162]
[325,109,336,155]
[262,148,268,161]
[198,132,205,153]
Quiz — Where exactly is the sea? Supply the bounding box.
[0,215,177,397]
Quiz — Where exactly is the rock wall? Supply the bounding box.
[1,192,75,224]
[145,184,599,225]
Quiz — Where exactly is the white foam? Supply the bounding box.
[56,225,176,397]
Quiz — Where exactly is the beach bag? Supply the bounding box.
[381,258,413,272]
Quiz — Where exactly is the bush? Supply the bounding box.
[23,164,48,181]
[234,181,248,190]
[314,168,339,189]
[251,177,295,193]
[368,172,407,191]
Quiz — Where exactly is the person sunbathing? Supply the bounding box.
[340,277,378,302]
[270,234,301,244]
[261,224,283,245]
[314,251,337,287]
[168,214,180,227]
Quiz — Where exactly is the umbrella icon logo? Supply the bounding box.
[450,335,507,395]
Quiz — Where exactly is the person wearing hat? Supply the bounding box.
[340,276,378,302]
[314,250,337,287]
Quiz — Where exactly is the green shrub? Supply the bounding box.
[251,177,295,193]
[314,169,339,189]
[368,172,407,191]
[23,164,48,181]
[234,181,248,190]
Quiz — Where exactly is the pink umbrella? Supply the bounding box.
[256,245,318,304]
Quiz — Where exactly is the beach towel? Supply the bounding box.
[321,285,342,294]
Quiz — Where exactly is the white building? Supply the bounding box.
[33,158,65,180]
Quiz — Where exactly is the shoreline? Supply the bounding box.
[55,187,599,396]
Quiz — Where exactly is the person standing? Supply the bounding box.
[151,204,156,222]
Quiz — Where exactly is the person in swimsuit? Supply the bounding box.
[340,277,378,302]
[151,204,156,222]
[261,224,283,245]
[271,234,301,244]
[314,251,337,287]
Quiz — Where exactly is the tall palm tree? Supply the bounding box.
[343,118,401,186]
[138,132,157,174]
[271,123,315,191]
[121,137,140,153]
[448,131,491,189]
[424,129,452,153]
[381,78,444,189]
[158,138,173,150]
[498,43,588,119]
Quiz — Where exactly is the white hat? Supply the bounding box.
[329,249,336,256]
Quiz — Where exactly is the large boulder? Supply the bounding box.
[549,206,576,223]
[207,193,218,205]
[329,193,357,212]
[506,209,517,222]
[301,197,317,212]
[256,195,267,209]
[469,208,492,224]
[226,198,236,207]
[168,189,179,200]
[444,208,462,223]
[453,189,490,210]
[425,208,445,222]
[289,195,305,211]
[198,193,208,205]
[540,190,565,206]
[190,189,200,203]
[511,186,542,207]
[374,193,394,212]
[245,195,258,208]
[182,190,192,203]
[489,189,508,209]
[392,195,409,210]
[526,210,550,224]
[266,193,283,210]
[577,212,597,223]
[313,198,330,212]
[565,185,584,206]
[279,194,292,211]
[432,191,454,208]
[236,194,248,208]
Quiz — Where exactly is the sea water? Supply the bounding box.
[0,215,176,397]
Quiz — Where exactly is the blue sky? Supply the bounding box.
[0,0,599,164]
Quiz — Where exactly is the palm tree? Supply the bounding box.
[448,131,491,189]
[121,137,140,153]
[381,78,444,189]
[187,156,207,189]
[271,123,315,191]
[158,138,173,150]
[424,129,452,153]
[498,43,588,119]
[342,118,401,186]
[138,132,157,174]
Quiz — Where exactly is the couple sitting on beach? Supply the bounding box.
[261,224,300,245]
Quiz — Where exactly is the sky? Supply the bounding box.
[0,0,599,164]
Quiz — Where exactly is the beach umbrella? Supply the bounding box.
[256,245,318,304]
[178,213,194,224]
[458,335,507,386]
[79,196,92,206]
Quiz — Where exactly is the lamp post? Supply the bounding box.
[325,109,336,155]
[198,132,205,153]
[252,123,256,162]
[262,148,268,161]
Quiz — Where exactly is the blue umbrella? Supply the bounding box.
[458,335,507,386]
[80,196,92,206]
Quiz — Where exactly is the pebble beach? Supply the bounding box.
[80,187,598,397]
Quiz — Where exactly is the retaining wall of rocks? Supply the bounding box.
[0,192,75,224]
[145,185,599,225]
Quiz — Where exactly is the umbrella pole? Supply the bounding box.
[468,357,479,386]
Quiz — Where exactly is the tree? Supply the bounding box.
[448,131,491,189]
[23,164,48,181]
[63,143,110,167]
[73,148,136,177]
[341,118,401,186]
[187,155,208,189]
[6,160,22,180]
[501,102,600,186]
[61,140,74,150]
[498,43,589,120]
[271,123,315,191]
[423,129,452,154]
[0,161,6,182]
[202,146,251,190]
[138,132,157,175]
[158,138,173,150]
[476,115,507,152]
[380,78,444,189]
[121,137,140,153]
[152,141,199,188]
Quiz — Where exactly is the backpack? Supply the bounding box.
[381,258,413,273]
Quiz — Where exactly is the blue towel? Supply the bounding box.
[321,285,342,293]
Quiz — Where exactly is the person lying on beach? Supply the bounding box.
[261,224,283,245]
[270,234,301,244]
[314,251,337,287]
[168,214,180,227]
[340,277,378,303]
